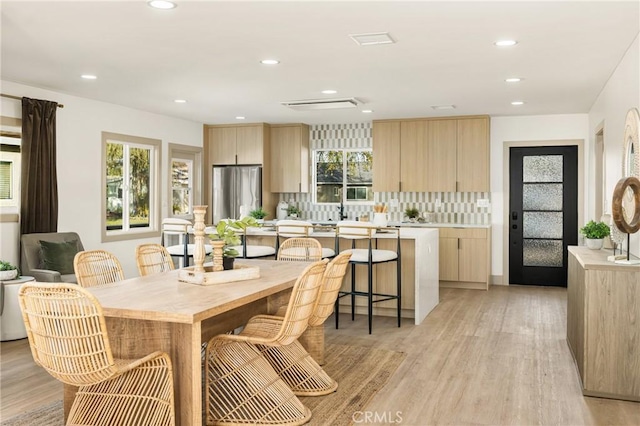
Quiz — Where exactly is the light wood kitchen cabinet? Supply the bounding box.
[207,124,263,165]
[372,115,489,193]
[372,121,400,192]
[270,124,310,193]
[438,227,490,290]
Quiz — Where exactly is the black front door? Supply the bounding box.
[509,146,578,286]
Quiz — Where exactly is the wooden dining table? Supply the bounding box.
[64,259,312,426]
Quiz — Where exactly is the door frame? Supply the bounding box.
[502,139,584,285]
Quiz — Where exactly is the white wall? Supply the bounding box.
[1,80,204,277]
[588,34,640,258]
[489,114,590,281]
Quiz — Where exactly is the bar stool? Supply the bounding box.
[276,219,336,259]
[161,218,213,267]
[334,220,401,334]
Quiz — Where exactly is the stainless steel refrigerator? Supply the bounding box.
[212,165,262,224]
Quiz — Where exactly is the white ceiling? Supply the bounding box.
[2,1,639,125]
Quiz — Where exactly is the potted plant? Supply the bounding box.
[287,205,301,219]
[0,260,19,281]
[249,207,268,224]
[404,207,420,222]
[209,217,259,269]
[580,220,611,250]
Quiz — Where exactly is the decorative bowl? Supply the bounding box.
[0,269,18,281]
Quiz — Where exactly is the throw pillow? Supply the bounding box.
[40,240,78,275]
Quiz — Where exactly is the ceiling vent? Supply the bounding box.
[349,32,395,46]
[281,98,360,111]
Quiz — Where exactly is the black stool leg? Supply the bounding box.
[335,298,340,329]
[368,260,373,334]
[397,258,402,327]
[350,263,356,321]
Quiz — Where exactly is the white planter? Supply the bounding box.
[585,238,604,250]
[0,269,18,281]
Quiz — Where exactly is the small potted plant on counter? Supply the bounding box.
[287,205,301,219]
[0,260,19,281]
[249,207,268,224]
[580,220,611,250]
[209,217,259,269]
[404,207,420,223]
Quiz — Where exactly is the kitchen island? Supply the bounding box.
[246,226,439,324]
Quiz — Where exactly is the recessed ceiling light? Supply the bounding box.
[362,110,373,114]
[511,101,525,106]
[236,116,246,120]
[322,90,337,94]
[174,99,187,103]
[81,74,97,80]
[431,105,456,110]
[494,40,518,47]
[505,77,522,83]
[260,59,280,65]
[147,0,176,9]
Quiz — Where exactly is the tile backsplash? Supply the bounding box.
[278,122,491,225]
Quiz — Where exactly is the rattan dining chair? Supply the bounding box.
[19,282,175,426]
[276,219,336,259]
[136,243,175,276]
[260,251,351,396]
[277,237,323,262]
[74,249,125,288]
[204,260,327,426]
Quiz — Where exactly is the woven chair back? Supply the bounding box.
[275,260,327,345]
[136,243,175,276]
[308,251,352,326]
[277,237,323,262]
[74,250,125,288]
[18,283,118,386]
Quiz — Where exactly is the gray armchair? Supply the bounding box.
[20,232,84,283]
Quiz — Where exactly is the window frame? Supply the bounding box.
[101,131,161,243]
[0,143,20,208]
[312,148,374,206]
[168,143,203,220]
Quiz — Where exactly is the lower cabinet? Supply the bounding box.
[438,227,490,290]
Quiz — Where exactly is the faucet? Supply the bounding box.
[337,202,347,220]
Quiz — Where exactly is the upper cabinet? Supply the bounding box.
[372,115,489,192]
[207,124,264,165]
[270,124,310,193]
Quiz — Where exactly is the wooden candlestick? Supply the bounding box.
[192,205,207,273]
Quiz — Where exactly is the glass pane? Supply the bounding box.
[523,155,563,182]
[172,160,191,215]
[129,147,150,228]
[346,185,373,201]
[0,161,12,199]
[523,184,563,211]
[106,143,124,230]
[316,184,341,203]
[523,239,563,267]
[523,212,563,239]
[346,151,373,184]
[316,151,343,183]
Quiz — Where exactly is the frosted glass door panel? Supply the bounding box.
[523,212,563,239]
[523,240,563,267]
[523,184,563,210]
[523,155,563,182]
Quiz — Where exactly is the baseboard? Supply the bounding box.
[491,275,506,285]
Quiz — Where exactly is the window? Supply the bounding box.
[313,149,373,204]
[0,143,20,208]
[168,143,202,219]
[102,132,161,242]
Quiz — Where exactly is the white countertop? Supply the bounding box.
[248,226,439,240]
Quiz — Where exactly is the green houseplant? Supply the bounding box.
[0,260,19,280]
[580,220,611,250]
[249,207,268,222]
[209,217,259,269]
[404,207,420,222]
[287,205,301,218]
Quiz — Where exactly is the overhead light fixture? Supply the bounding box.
[431,105,456,110]
[494,40,518,47]
[260,59,280,65]
[174,99,187,103]
[81,74,97,80]
[235,116,246,120]
[511,101,525,106]
[147,0,176,9]
[281,97,360,111]
[349,32,395,46]
[362,110,373,114]
[505,77,522,83]
[322,90,337,94]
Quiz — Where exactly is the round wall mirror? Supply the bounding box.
[622,108,640,178]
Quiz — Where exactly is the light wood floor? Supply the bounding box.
[2,285,640,424]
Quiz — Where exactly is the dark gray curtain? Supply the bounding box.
[20,97,58,234]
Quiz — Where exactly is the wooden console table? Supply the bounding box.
[567,246,640,402]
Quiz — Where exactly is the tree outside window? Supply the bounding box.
[314,149,373,204]
[172,159,192,216]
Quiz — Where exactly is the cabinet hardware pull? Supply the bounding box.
[235,154,238,164]
[399,181,402,192]
[458,239,460,250]
[299,182,301,192]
